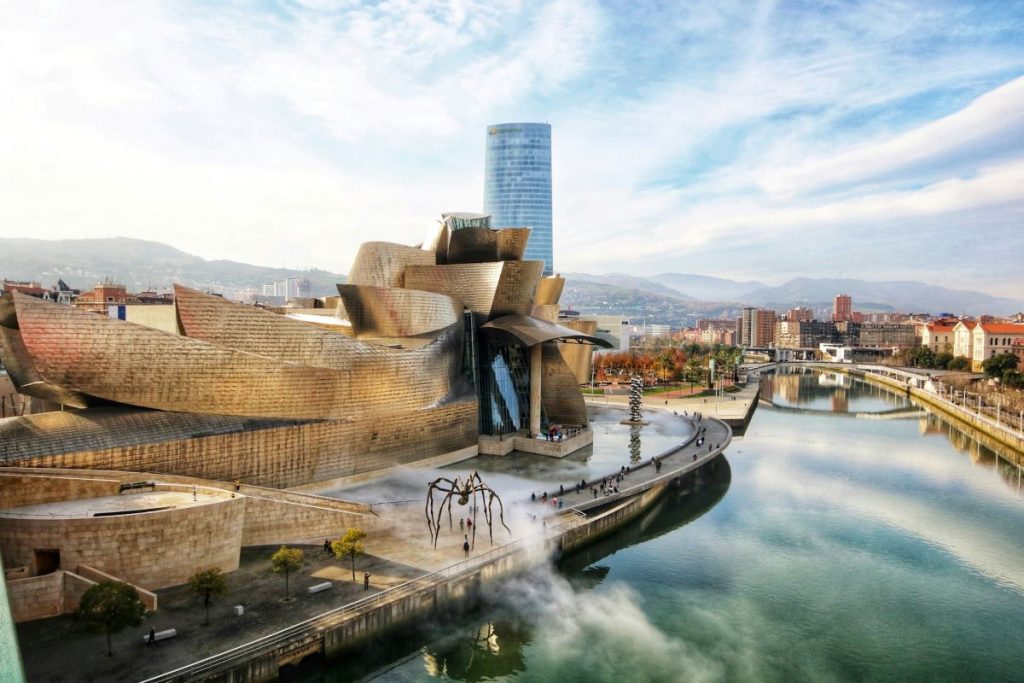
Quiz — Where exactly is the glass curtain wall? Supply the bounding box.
[478,332,531,435]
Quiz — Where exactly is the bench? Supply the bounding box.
[307,582,332,594]
[142,628,177,643]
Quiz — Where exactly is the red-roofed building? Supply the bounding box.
[971,323,1024,371]
[918,322,956,353]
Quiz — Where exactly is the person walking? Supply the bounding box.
[323,539,331,554]
[364,572,371,590]
[459,518,465,532]
[147,627,156,647]
[463,537,470,557]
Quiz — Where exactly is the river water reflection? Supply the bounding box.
[303,368,1024,682]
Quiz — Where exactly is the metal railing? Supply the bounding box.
[139,514,586,683]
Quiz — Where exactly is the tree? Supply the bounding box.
[188,567,228,625]
[948,356,970,371]
[983,352,1020,379]
[270,546,304,600]
[76,581,145,656]
[333,528,367,582]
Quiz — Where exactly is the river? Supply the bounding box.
[298,367,1024,682]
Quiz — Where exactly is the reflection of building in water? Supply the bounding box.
[831,390,849,413]
[818,372,851,389]
[422,620,528,681]
[917,414,1022,486]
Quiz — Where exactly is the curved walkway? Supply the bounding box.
[527,409,731,522]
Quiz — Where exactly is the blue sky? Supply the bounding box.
[1,0,1022,296]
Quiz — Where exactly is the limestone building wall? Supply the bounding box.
[0,497,245,589]
[0,474,120,508]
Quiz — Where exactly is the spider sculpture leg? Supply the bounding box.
[425,477,459,549]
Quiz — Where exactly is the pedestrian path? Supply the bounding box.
[524,409,732,522]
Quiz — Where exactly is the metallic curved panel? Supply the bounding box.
[405,261,543,319]
[558,319,599,384]
[0,294,92,408]
[491,260,544,318]
[541,343,588,426]
[447,227,500,264]
[534,276,564,305]
[176,284,453,369]
[531,304,560,323]
[337,285,461,339]
[346,242,436,289]
[482,314,612,348]
[13,293,461,420]
[404,263,501,314]
[496,228,531,261]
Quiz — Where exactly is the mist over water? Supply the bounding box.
[302,369,1024,683]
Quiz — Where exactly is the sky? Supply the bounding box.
[1,0,1022,297]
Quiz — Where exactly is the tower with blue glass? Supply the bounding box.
[484,123,553,276]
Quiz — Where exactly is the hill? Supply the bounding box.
[741,277,1024,316]
[0,237,347,298]
[648,272,766,300]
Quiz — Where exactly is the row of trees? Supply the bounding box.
[593,344,743,386]
[76,528,368,656]
[896,346,970,371]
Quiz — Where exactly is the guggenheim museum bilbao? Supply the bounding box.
[0,214,608,491]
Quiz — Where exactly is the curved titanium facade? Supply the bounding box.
[12,293,462,421]
[347,242,435,288]
[337,285,461,339]
[484,123,553,275]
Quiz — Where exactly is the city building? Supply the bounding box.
[970,323,1024,371]
[484,123,553,275]
[833,294,852,322]
[775,320,838,350]
[261,276,311,301]
[739,307,776,347]
[1,280,79,306]
[857,322,918,349]
[952,320,978,359]
[917,321,956,353]
[785,307,814,323]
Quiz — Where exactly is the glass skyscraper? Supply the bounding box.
[484,123,553,275]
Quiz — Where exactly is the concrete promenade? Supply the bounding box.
[135,409,732,683]
[585,378,760,429]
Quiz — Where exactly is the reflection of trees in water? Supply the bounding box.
[420,619,529,682]
[629,426,642,463]
[918,413,1024,493]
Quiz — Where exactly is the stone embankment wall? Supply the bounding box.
[561,484,667,552]
[853,370,1024,461]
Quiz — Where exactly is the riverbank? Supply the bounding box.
[129,412,731,682]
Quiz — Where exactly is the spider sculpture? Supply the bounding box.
[425,471,511,550]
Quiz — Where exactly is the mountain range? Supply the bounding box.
[1,237,1021,318]
[0,237,346,298]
